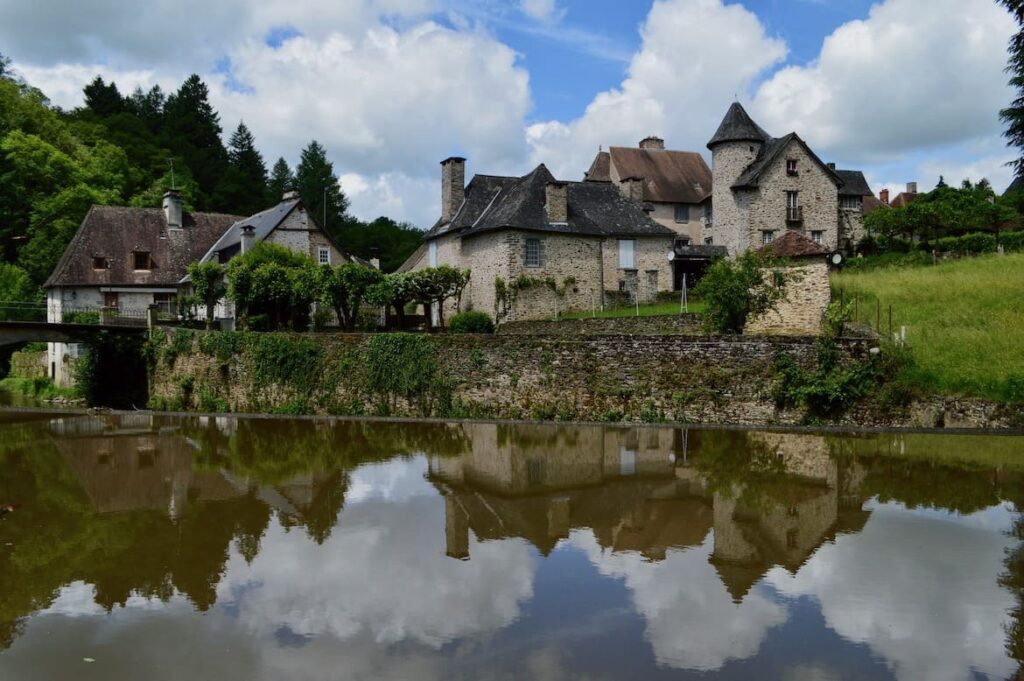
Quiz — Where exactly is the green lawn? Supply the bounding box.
[560,300,706,320]
[831,253,1024,402]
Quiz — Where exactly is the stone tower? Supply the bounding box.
[707,103,770,255]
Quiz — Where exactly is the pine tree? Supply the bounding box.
[162,74,229,209]
[1000,1,1024,180]
[268,157,294,201]
[83,76,125,116]
[127,85,165,133]
[212,122,270,215]
[295,140,349,238]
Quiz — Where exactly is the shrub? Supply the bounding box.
[695,251,786,334]
[449,311,495,334]
[1000,230,1024,252]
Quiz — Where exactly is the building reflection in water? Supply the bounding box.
[429,424,871,604]
[0,413,1020,679]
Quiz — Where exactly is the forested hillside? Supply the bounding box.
[0,55,423,301]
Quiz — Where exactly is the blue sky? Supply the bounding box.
[0,0,1016,226]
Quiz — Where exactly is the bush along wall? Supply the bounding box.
[145,328,1020,428]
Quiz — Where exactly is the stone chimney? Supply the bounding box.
[240,224,255,255]
[370,257,381,270]
[880,189,890,205]
[440,157,466,223]
[620,176,645,203]
[639,136,665,151]
[162,190,183,229]
[282,187,300,201]
[907,182,918,194]
[545,181,568,223]
[827,162,836,171]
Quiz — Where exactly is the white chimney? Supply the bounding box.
[907,182,918,194]
[162,190,183,229]
[282,188,300,201]
[440,157,466,223]
[240,225,255,255]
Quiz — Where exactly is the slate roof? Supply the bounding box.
[195,199,301,264]
[707,102,771,149]
[586,147,712,204]
[756,230,830,259]
[732,133,842,190]
[425,163,674,242]
[836,170,872,197]
[45,206,243,288]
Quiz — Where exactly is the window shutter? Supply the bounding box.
[538,239,547,267]
[523,239,529,266]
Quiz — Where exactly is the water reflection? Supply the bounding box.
[0,414,1020,680]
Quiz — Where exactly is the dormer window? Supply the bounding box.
[92,257,108,270]
[133,251,153,271]
[786,159,798,176]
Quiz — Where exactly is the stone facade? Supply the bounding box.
[413,228,674,322]
[266,205,348,266]
[745,262,831,336]
[710,139,840,255]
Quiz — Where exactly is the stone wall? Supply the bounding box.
[710,141,762,254]
[498,314,702,336]
[266,204,348,265]
[149,329,873,427]
[9,350,47,379]
[746,262,831,336]
[600,236,675,304]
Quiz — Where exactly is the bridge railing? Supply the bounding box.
[61,306,152,327]
[0,301,46,323]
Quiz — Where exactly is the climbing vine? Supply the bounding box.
[494,275,577,322]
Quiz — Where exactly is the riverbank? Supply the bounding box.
[146,328,1024,430]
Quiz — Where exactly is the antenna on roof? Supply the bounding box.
[168,158,176,190]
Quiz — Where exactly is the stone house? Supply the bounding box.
[44,189,355,385]
[707,103,875,255]
[399,158,677,323]
[744,230,833,336]
[584,137,725,288]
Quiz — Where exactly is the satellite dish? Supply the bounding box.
[831,253,844,266]
[668,250,676,262]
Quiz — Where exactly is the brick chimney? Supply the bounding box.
[906,182,918,194]
[545,181,568,223]
[620,176,645,203]
[639,136,665,151]
[162,190,183,229]
[240,224,255,255]
[880,189,890,205]
[440,157,466,223]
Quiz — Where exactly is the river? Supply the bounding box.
[0,412,1020,680]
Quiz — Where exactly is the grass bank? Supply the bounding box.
[561,300,706,320]
[831,253,1024,402]
[0,377,80,402]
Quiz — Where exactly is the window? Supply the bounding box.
[811,230,824,244]
[674,204,689,223]
[762,231,775,245]
[92,257,108,270]
[153,292,176,315]
[840,196,862,210]
[428,241,438,267]
[618,239,636,269]
[704,237,714,245]
[132,251,152,271]
[786,191,801,222]
[318,247,331,265]
[786,159,798,176]
[524,238,542,267]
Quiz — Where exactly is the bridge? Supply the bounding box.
[0,302,155,347]
[0,320,149,347]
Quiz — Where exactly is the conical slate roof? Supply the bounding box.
[707,102,770,149]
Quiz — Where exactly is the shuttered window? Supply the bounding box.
[524,237,544,268]
[428,241,438,267]
[618,239,635,269]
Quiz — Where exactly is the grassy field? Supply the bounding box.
[560,300,706,320]
[831,253,1024,402]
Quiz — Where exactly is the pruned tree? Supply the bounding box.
[186,261,226,328]
[320,262,383,331]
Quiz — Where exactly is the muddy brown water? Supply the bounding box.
[0,412,1021,680]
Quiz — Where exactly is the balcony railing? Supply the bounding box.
[786,206,803,224]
